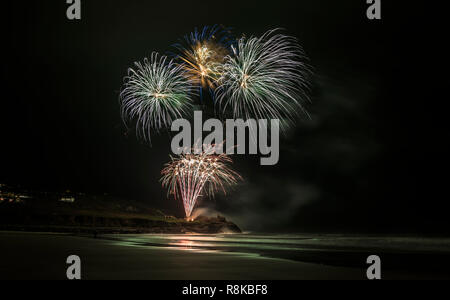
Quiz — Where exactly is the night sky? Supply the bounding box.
[2,1,448,233]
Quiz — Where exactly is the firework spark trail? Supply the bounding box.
[161,144,241,218]
[215,29,312,131]
[120,52,195,142]
[172,25,235,99]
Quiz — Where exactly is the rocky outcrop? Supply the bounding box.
[181,216,242,234]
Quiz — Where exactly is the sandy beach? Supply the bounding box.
[1,232,449,280]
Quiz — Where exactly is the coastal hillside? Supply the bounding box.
[0,184,241,234]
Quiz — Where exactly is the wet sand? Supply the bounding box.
[1,232,448,280]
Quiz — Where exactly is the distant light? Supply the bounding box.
[60,197,76,203]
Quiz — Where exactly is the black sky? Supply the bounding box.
[1,1,449,233]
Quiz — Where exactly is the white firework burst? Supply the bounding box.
[120,52,195,142]
[215,29,312,130]
[161,144,242,218]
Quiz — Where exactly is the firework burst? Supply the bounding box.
[161,144,241,218]
[215,29,312,130]
[173,25,235,98]
[120,52,195,142]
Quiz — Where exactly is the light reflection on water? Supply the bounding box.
[85,234,450,279]
[101,234,450,258]
[104,234,312,256]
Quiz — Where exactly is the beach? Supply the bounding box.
[1,232,449,280]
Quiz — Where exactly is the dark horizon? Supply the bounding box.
[2,1,449,234]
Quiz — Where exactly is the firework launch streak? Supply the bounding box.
[161,143,242,218]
